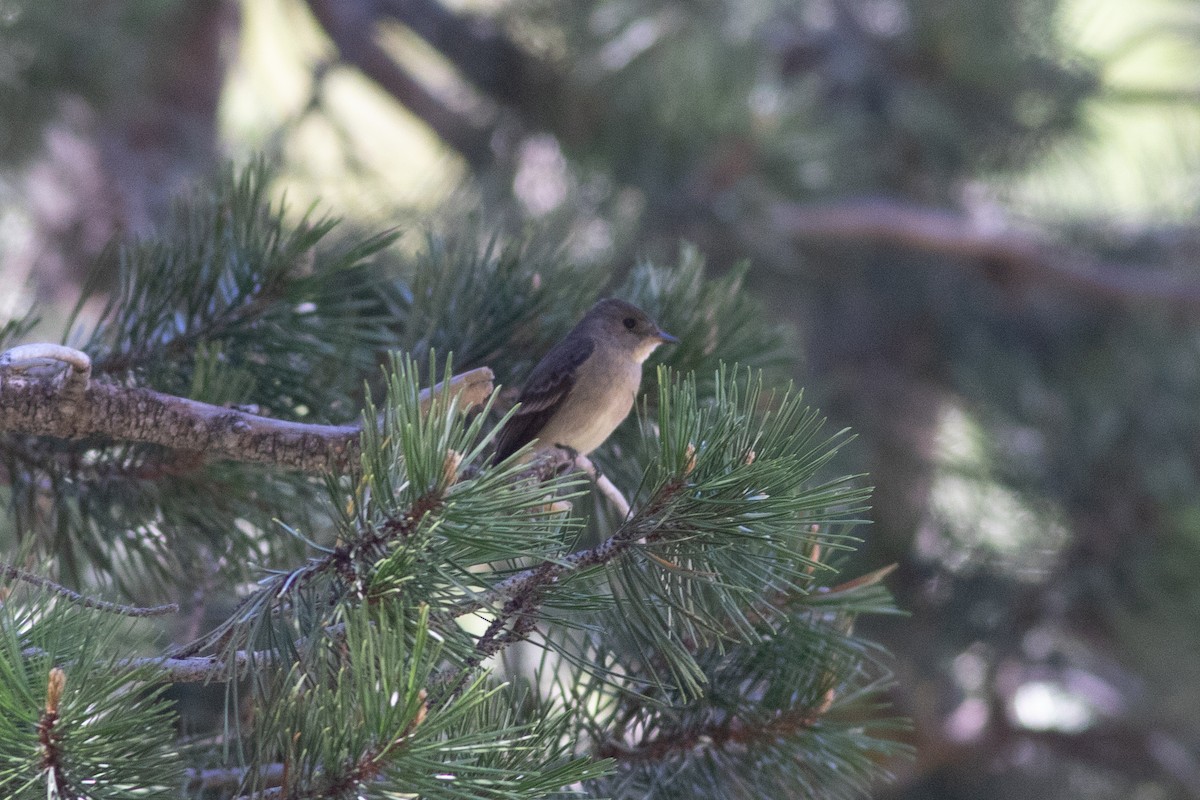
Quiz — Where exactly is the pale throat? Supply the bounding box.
[632,339,663,363]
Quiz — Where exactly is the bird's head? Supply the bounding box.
[584,299,679,363]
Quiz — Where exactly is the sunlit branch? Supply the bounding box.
[303,0,498,172]
[574,453,632,520]
[0,344,494,474]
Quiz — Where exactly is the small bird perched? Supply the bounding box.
[493,299,678,463]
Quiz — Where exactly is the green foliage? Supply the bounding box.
[529,366,898,797]
[0,592,183,799]
[575,584,905,800]
[174,351,898,799]
[0,2,164,165]
[190,353,585,665]
[1,162,901,798]
[242,605,606,799]
[79,161,397,420]
[3,164,397,591]
[580,366,870,698]
[387,226,600,378]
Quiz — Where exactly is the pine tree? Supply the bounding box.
[0,164,905,799]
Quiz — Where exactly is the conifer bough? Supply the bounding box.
[0,343,495,474]
[0,165,905,799]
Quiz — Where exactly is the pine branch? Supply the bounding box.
[448,366,870,680]
[1,600,187,797]
[1,563,177,618]
[103,456,634,685]
[18,644,276,685]
[596,700,830,762]
[221,604,606,800]
[573,577,904,799]
[131,650,272,683]
[0,149,908,797]
[769,196,1200,309]
[446,475,687,623]
[0,343,494,474]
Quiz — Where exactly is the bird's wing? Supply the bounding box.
[493,336,595,462]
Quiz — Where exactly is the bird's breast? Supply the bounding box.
[535,351,641,456]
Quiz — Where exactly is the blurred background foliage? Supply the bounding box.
[3,0,1200,797]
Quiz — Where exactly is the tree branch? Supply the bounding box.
[574,453,632,520]
[186,763,284,794]
[43,460,644,685]
[378,0,559,125]
[2,562,178,617]
[447,476,685,622]
[303,0,498,171]
[770,197,1200,310]
[0,344,494,474]
[1104,85,1200,106]
[128,650,271,682]
[596,702,828,762]
[21,645,271,684]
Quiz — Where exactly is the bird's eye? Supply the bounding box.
[623,317,637,330]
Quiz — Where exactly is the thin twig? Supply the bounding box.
[574,453,632,520]
[514,448,632,517]
[2,563,178,617]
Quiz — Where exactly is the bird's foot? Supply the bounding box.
[553,443,580,461]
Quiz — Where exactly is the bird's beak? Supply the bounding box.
[654,329,679,344]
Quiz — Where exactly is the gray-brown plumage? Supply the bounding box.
[493,299,678,463]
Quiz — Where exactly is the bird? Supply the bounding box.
[493,299,678,464]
